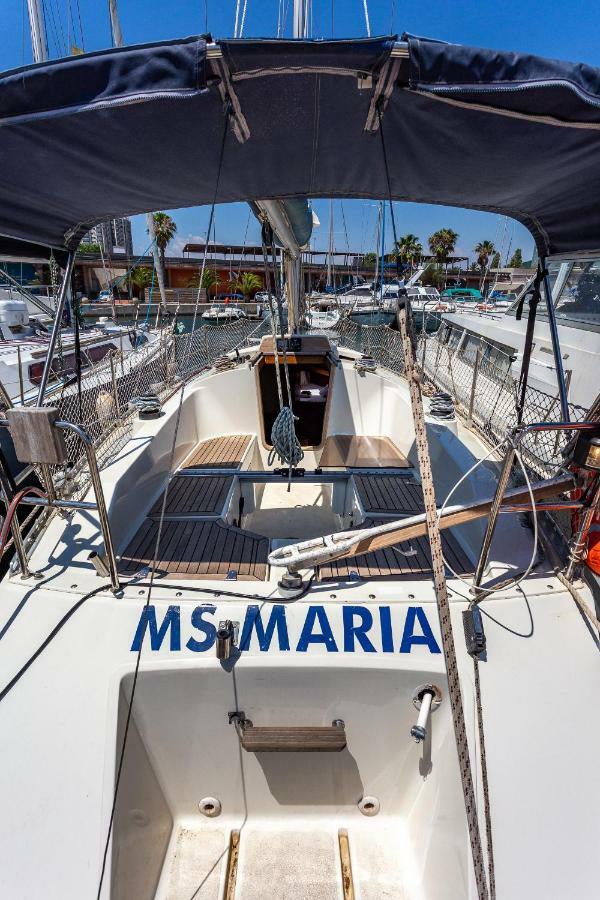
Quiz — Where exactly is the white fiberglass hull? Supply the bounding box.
[0,347,598,899]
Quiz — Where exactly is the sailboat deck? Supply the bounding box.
[318,518,472,581]
[149,475,233,518]
[354,474,425,515]
[119,434,471,582]
[182,434,253,469]
[120,517,269,580]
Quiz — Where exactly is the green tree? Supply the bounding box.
[474,240,496,290]
[129,266,154,304]
[152,212,177,275]
[234,271,263,299]
[474,240,495,271]
[428,229,459,287]
[508,248,523,268]
[361,252,377,269]
[78,242,101,254]
[394,233,423,265]
[188,268,219,296]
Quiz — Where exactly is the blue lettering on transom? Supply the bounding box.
[131,604,181,651]
[296,606,338,652]
[343,606,376,652]
[399,606,441,654]
[239,605,290,652]
[130,604,441,655]
[186,605,217,652]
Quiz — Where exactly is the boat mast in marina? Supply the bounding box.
[26,0,48,63]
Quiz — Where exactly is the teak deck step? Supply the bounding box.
[318,518,472,581]
[319,434,410,468]
[354,474,424,515]
[238,722,347,753]
[149,475,233,517]
[120,518,268,580]
[182,434,253,470]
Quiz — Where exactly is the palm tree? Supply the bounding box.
[394,233,423,267]
[152,212,177,278]
[129,266,154,304]
[428,228,459,287]
[234,271,263,300]
[188,268,219,299]
[474,240,496,290]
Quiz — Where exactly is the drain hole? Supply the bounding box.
[199,796,221,818]
[358,795,380,817]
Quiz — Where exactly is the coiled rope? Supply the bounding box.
[260,227,304,482]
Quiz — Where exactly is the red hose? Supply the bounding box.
[0,487,47,556]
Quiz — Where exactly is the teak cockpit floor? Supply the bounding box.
[354,474,425,515]
[182,434,253,470]
[149,475,233,518]
[120,518,268,580]
[318,519,472,582]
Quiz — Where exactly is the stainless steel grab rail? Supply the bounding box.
[0,416,120,592]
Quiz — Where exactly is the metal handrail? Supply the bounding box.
[0,416,120,592]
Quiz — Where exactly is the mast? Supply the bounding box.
[108,0,124,49]
[293,0,309,39]
[379,200,386,302]
[327,200,334,289]
[27,0,48,63]
[373,203,381,288]
[279,0,309,330]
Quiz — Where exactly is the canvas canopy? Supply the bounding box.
[1,33,600,257]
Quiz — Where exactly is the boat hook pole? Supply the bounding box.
[541,258,570,424]
[36,249,76,406]
[471,257,571,592]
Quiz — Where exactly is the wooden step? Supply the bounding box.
[183,434,253,469]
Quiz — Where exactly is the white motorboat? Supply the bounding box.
[201,304,248,324]
[440,256,600,410]
[305,307,340,329]
[1,27,600,900]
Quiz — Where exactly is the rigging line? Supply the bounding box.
[74,0,85,50]
[340,200,350,254]
[378,105,491,898]
[239,0,248,38]
[233,0,241,38]
[52,0,67,55]
[362,0,371,37]
[95,108,231,900]
[67,0,77,51]
[41,0,62,58]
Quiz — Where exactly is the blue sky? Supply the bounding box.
[3,0,599,261]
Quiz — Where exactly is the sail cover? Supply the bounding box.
[1,34,600,256]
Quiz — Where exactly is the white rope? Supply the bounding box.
[438,438,540,594]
